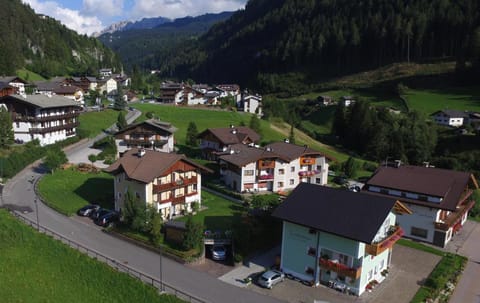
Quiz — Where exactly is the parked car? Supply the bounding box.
[91,208,110,220]
[94,211,119,227]
[257,270,285,289]
[348,185,361,192]
[333,176,348,185]
[77,204,100,217]
[211,245,227,261]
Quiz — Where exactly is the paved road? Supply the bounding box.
[449,221,480,303]
[0,109,283,303]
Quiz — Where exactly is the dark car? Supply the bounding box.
[94,211,119,227]
[77,204,100,217]
[333,176,348,185]
[91,208,110,220]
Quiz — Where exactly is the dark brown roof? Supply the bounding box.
[114,119,177,137]
[218,144,286,167]
[272,183,398,243]
[104,148,211,183]
[265,142,324,161]
[363,165,477,211]
[199,126,260,145]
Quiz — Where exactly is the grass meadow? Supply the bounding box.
[0,209,183,303]
[404,87,480,114]
[78,109,121,138]
[37,168,114,216]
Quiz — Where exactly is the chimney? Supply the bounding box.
[284,138,290,144]
[231,129,237,134]
[394,160,402,168]
[230,124,235,128]
[138,148,146,157]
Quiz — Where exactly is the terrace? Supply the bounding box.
[319,258,362,280]
[365,225,404,256]
[434,199,475,231]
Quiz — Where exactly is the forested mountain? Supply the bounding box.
[0,0,120,78]
[99,12,234,71]
[156,0,480,91]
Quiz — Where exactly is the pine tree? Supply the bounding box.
[116,111,128,131]
[113,85,127,111]
[186,121,199,146]
[0,107,14,148]
[249,114,262,136]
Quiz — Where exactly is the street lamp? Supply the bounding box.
[34,198,39,231]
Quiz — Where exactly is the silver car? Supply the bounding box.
[211,245,227,261]
[258,270,285,289]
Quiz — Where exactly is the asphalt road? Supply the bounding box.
[0,108,284,303]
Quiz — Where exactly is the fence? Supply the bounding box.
[10,211,208,303]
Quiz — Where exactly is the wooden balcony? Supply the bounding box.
[434,200,475,231]
[258,159,275,169]
[300,157,315,166]
[319,258,361,280]
[124,139,167,147]
[365,226,404,256]
[159,192,198,205]
[15,112,79,122]
[153,176,198,193]
[29,121,79,134]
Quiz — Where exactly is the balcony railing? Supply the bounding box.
[15,112,79,122]
[365,226,404,256]
[258,174,274,181]
[258,159,275,169]
[124,139,167,147]
[319,258,361,280]
[300,157,315,165]
[434,200,475,231]
[153,176,197,192]
[298,170,320,177]
[29,121,79,134]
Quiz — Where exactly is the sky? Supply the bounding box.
[22,0,247,36]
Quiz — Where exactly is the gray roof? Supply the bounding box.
[272,183,398,243]
[1,94,81,109]
[0,76,27,84]
[218,144,286,167]
[431,109,468,118]
[265,142,325,161]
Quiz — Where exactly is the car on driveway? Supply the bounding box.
[91,208,110,220]
[94,211,119,227]
[257,270,285,289]
[77,204,100,217]
[211,245,227,261]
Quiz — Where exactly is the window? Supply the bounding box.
[307,247,316,256]
[411,227,428,238]
[244,169,254,176]
[290,166,295,172]
[367,270,373,280]
[308,228,316,234]
[278,168,285,175]
[305,267,314,275]
[339,253,349,266]
[289,179,294,185]
[316,165,322,171]
[315,178,321,184]
[277,182,284,188]
[135,192,140,198]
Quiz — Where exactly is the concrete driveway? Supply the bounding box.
[219,245,440,303]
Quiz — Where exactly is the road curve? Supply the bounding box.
[0,108,284,303]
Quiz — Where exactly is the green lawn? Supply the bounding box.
[16,68,45,82]
[131,103,285,145]
[177,191,245,231]
[404,87,480,115]
[37,168,113,216]
[0,209,183,303]
[78,109,122,138]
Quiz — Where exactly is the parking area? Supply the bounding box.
[216,244,440,303]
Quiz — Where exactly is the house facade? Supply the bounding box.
[0,82,15,97]
[105,148,210,220]
[239,93,262,116]
[0,94,81,146]
[158,82,184,103]
[0,77,27,95]
[114,119,176,156]
[273,183,410,296]
[218,141,329,193]
[198,126,261,160]
[363,164,479,247]
[431,110,466,127]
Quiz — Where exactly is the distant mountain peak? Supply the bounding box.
[93,16,171,37]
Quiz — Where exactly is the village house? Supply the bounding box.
[34,81,84,107]
[339,96,356,107]
[216,84,241,102]
[114,119,176,156]
[0,82,15,97]
[104,148,211,220]
[158,81,184,104]
[99,68,113,78]
[0,94,81,146]
[97,77,118,97]
[362,164,478,247]
[239,93,262,116]
[430,110,468,127]
[218,141,329,193]
[273,183,411,296]
[198,126,261,160]
[0,76,28,95]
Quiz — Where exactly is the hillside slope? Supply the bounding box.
[0,0,120,77]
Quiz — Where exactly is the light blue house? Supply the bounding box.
[272,183,411,296]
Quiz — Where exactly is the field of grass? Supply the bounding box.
[37,168,113,216]
[16,68,45,82]
[78,109,122,138]
[0,209,183,303]
[132,103,286,145]
[177,191,245,231]
[404,87,480,115]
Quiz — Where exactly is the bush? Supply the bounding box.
[234,253,243,263]
[362,161,378,172]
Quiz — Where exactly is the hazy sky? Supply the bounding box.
[22,0,247,35]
